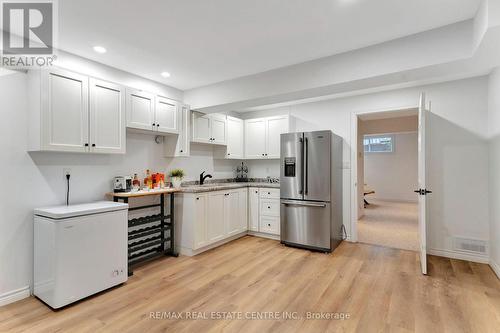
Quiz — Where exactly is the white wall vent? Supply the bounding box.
[453,237,488,255]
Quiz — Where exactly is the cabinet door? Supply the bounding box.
[192,111,211,143]
[207,192,226,243]
[210,114,227,145]
[245,119,267,158]
[155,96,179,134]
[89,78,126,154]
[176,104,190,156]
[126,89,155,131]
[41,68,89,152]
[225,191,241,236]
[193,194,208,249]
[238,189,248,232]
[266,116,289,158]
[248,188,260,231]
[226,116,244,159]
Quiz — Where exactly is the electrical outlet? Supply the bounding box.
[63,168,71,178]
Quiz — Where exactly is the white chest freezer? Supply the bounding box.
[34,201,129,309]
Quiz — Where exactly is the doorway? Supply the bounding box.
[356,110,419,251]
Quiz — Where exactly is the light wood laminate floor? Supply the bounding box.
[1,236,499,333]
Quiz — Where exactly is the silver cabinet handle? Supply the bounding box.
[281,200,326,208]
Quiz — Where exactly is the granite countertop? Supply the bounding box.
[179,179,280,193]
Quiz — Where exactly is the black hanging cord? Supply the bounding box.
[66,174,71,206]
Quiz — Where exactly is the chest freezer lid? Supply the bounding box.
[34,201,129,219]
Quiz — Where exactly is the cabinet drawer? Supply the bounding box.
[259,188,280,199]
[259,216,280,235]
[260,199,280,217]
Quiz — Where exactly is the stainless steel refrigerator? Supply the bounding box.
[280,130,343,252]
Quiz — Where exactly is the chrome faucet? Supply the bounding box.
[199,171,213,185]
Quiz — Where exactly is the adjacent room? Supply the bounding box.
[357,110,419,251]
[1,1,500,332]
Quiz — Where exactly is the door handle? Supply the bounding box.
[299,137,304,194]
[281,200,326,208]
[414,189,433,195]
[304,137,309,195]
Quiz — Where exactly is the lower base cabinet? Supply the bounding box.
[177,188,248,255]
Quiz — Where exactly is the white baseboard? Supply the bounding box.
[179,232,248,256]
[428,248,489,264]
[247,231,280,240]
[0,286,30,307]
[490,259,500,279]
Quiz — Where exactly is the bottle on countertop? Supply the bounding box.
[132,173,140,190]
[144,169,153,189]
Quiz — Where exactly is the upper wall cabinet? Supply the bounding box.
[126,89,179,135]
[244,115,291,159]
[226,116,244,159]
[89,78,126,154]
[164,104,191,157]
[28,68,126,154]
[192,112,227,145]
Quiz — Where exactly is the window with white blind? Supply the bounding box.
[363,135,394,153]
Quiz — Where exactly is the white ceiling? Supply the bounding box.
[59,0,481,90]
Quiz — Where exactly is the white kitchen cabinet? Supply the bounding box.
[266,116,290,158]
[244,115,291,159]
[210,114,227,144]
[126,89,155,131]
[226,116,244,159]
[165,104,190,157]
[244,119,267,158]
[207,192,226,243]
[89,78,126,154]
[193,194,209,249]
[28,68,125,154]
[192,111,227,145]
[225,190,241,237]
[238,188,248,231]
[28,68,89,152]
[126,90,180,135]
[248,188,259,232]
[259,216,280,235]
[155,96,179,134]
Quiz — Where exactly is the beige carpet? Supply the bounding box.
[358,199,419,251]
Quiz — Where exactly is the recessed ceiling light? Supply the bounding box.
[93,46,107,54]
[161,71,171,78]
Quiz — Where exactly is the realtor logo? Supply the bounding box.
[2,1,53,54]
[1,0,57,67]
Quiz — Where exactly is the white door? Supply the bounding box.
[238,189,248,232]
[417,93,430,275]
[266,116,289,158]
[192,111,211,143]
[225,191,241,236]
[176,104,190,156]
[89,78,126,154]
[207,192,226,243]
[193,194,208,249]
[245,119,267,158]
[126,89,155,131]
[210,114,227,145]
[41,68,89,152]
[248,188,260,231]
[155,96,179,134]
[227,116,244,158]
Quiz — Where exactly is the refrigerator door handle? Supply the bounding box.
[304,137,309,195]
[299,137,304,194]
[281,200,327,208]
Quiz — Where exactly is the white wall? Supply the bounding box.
[488,67,500,277]
[0,71,237,305]
[241,75,490,262]
[364,132,418,202]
